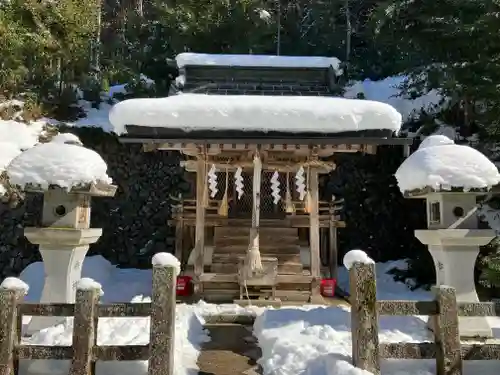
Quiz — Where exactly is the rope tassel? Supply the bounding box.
[245,152,263,274]
[218,166,229,217]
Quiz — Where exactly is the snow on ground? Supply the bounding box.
[0,118,45,171]
[344,76,443,121]
[66,100,116,132]
[17,255,261,375]
[0,116,46,193]
[255,260,500,375]
[17,254,500,375]
[108,94,402,135]
[395,135,500,193]
[108,74,155,98]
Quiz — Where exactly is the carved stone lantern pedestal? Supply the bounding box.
[24,184,116,335]
[413,192,495,338]
[415,228,495,338]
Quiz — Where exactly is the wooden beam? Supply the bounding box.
[180,160,335,174]
[194,156,206,287]
[309,168,320,278]
[141,142,367,154]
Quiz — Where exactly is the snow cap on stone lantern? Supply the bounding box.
[6,133,116,336]
[6,133,112,192]
[6,133,116,229]
[395,135,500,195]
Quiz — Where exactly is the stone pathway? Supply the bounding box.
[197,323,262,375]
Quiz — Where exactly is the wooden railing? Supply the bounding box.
[0,260,177,375]
[349,262,500,375]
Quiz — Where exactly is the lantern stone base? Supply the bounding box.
[415,229,495,338]
[24,227,102,335]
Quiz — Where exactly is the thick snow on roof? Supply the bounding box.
[6,142,112,190]
[109,94,402,135]
[176,52,342,73]
[395,135,500,193]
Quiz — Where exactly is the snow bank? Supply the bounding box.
[255,259,500,375]
[0,119,45,171]
[152,252,181,276]
[0,142,24,170]
[176,53,342,73]
[253,304,434,375]
[0,118,46,194]
[6,142,112,190]
[395,135,500,193]
[108,94,402,135]
[344,76,443,121]
[0,119,44,150]
[0,277,29,292]
[342,249,374,270]
[68,100,115,132]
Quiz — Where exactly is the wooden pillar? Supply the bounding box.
[329,205,338,279]
[194,157,206,290]
[174,200,184,264]
[309,168,320,278]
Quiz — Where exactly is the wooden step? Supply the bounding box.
[211,262,303,274]
[212,253,301,264]
[215,234,300,248]
[214,227,299,237]
[214,245,301,255]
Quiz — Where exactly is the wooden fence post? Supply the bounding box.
[349,262,381,374]
[70,282,100,375]
[148,264,176,375]
[0,285,26,375]
[432,286,462,375]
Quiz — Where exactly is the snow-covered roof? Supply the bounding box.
[6,142,112,191]
[176,53,342,74]
[109,94,402,135]
[395,135,500,194]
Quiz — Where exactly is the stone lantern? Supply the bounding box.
[395,135,500,338]
[6,135,116,334]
